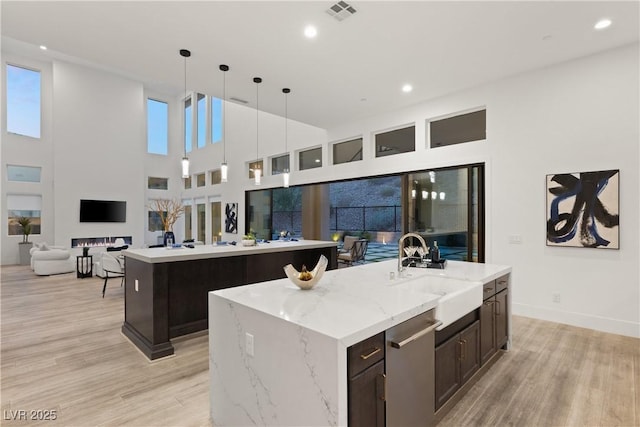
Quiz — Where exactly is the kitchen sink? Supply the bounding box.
[393,275,482,330]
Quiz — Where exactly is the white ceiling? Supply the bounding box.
[2,1,638,129]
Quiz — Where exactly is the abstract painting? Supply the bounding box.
[546,170,619,249]
[225,203,238,234]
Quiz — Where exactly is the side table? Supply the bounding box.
[77,255,93,278]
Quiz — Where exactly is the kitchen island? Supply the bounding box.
[121,239,337,360]
[209,259,511,426]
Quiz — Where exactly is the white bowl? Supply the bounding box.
[242,239,256,247]
[283,255,328,290]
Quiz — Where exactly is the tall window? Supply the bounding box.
[184,96,192,153]
[196,202,206,243]
[7,195,42,235]
[406,164,484,262]
[197,93,206,149]
[211,97,223,144]
[6,64,41,138]
[147,99,168,155]
[184,203,192,240]
[211,201,221,242]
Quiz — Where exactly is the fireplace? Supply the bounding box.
[71,236,132,248]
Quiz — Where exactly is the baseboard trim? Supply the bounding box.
[512,302,639,338]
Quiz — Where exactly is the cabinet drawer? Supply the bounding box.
[496,275,509,293]
[348,332,385,377]
[483,281,496,300]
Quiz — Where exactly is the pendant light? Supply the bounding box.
[219,64,229,182]
[253,77,262,185]
[180,49,191,178]
[282,88,291,188]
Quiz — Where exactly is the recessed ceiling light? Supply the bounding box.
[594,18,612,30]
[39,45,47,50]
[304,25,317,39]
[402,84,413,93]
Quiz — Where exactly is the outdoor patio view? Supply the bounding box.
[248,164,483,264]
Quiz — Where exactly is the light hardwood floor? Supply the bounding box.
[1,265,638,426]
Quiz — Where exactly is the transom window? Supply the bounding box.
[375,125,415,157]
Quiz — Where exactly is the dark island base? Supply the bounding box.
[123,246,337,360]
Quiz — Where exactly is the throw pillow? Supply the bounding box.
[40,243,50,251]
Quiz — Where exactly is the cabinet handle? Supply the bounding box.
[360,347,381,360]
[458,340,465,361]
[483,301,494,306]
[390,320,442,349]
[495,301,501,316]
[379,373,387,402]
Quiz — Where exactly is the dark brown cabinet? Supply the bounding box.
[435,320,480,410]
[480,275,509,366]
[348,332,385,427]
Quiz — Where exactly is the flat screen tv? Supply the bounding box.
[80,199,126,223]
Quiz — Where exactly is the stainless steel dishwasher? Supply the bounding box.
[386,309,442,427]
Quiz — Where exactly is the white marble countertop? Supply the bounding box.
[211,259,511,347]
[122,239,337,263]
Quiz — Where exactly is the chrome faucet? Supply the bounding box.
[398,232,428,274]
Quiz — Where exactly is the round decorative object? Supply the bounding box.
[283,255,328,290]
[242,239,256,247]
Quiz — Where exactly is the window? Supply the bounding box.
[184,176,192,189]
[211,97,223,144]
[184,96,192,153]
[333,138,362,164]
[210,169,222,185]
[197,93,206,149]
[248,160,263,179]
[406,164,484,262]
[211,201,221,242]
[299,147,322,170]
[271,154,290,175]
[184,204,192,240]
[148,211,165,232]
[7,165,41,183]
[196,202,206,243]
[430,109,486,148]
[196,173,206,187]
[6,64,41,139]
[375,125,415,158]
[147,99,168,155]
[7,195,41,235]
[147,177,168,190]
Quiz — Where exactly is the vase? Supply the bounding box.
[163,231,175,247]
[18,241,33,265]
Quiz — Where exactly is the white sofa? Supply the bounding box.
[30,243,74,276]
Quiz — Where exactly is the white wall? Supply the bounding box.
[2,42,637,338]
[322,43,639,338]
[52,61,146,253]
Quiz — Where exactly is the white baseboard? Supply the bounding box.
[512,302,640,338]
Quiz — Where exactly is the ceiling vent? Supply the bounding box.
[230,97,248,104]
[326,1,357,21]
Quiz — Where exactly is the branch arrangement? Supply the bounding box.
[148,199,185,232]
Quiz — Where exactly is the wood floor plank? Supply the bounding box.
[1,265,638,426]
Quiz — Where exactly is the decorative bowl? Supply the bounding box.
[283,255,328,290]
[242,239,256,247]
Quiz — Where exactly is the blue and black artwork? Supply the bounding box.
[225,203,238,234]
[546,170,619,249]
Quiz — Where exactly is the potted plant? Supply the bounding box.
[242,230,257,246]
[148,199,185,246]
[16,216,33,265]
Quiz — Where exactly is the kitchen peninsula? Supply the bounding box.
[209,259,511,426]
[121,240,337,360]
